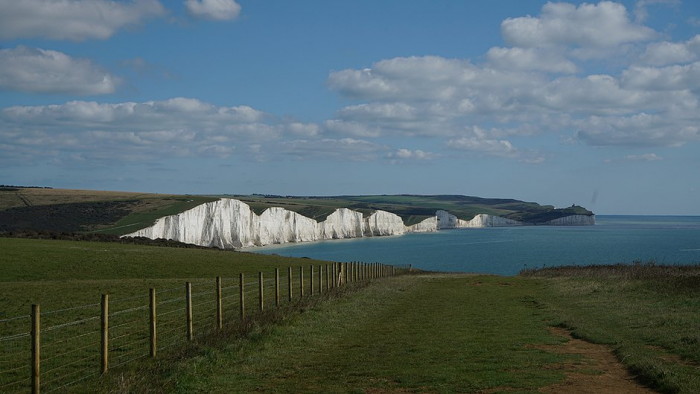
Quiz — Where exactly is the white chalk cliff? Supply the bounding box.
[543,215,596,226]
[124,198,593,249]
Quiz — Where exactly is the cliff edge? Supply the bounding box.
[124,198,595,249]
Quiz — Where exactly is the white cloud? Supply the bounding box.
[534,74,657,115]
[640,35,700,66]
[279,138,386,161]
[0,46,120,95]
[447,137,517,157]
[323,120,381,138]
[574,113,700,147]
[0,98,273,164]
[0,0,165,41]
[386,149,437,163]
[326,47,700,148]
[486,47,577,74]
[185,0,241,21]
[622,62,700,91]
[625,153,662,161]
[284,122,321,137]
[501,1,656,50]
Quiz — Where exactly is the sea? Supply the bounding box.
[251,216,700,276]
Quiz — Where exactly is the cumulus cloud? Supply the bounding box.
[574,113,699,147]
[185,0,241,21]
[328,56,540,103]
[284,122,321,137]
[622,62,700,91]
[323,120,381,138]
[640,35,700,66]
[486,47,577,74]
[0,0,165,41]
[279,138,386,161]
[0,98,273,164]
[326,24,700,149]
[0,46,120,95]
[447,137,517,157]
[501,1,656,50]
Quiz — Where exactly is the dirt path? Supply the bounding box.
[537,327,658,394]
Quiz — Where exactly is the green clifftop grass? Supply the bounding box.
[1,188,594,235]
[1,238,697,393]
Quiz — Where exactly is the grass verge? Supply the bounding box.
[143,274,573,394]
[524,262,700,393]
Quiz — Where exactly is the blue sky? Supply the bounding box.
[1,0,699,215]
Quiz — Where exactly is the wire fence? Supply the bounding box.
[0,262,411,393]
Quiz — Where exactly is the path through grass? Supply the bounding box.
[170,274,571,393]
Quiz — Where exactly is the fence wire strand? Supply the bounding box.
[0,264,396,393]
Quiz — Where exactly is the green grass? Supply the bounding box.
[94,196,218,235]
[234,194,593,224]
[3,237,697,393]
[525,263,700,393]
[0,237,326,316]
[1,190,594,236]
[134,275,573,394]
[0,237,353,394]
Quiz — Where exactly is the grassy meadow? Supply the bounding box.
[1,236,698,393]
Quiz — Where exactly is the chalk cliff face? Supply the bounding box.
[436,210,523,229]
[544,215,596,226]
[364,210,407,236]
[462,213,523,228]
[406,217,438,233]
[126,198,412,248]
[124,198,592,249]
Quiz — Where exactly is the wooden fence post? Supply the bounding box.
[186,282,193,341]
[240,273,245,321]
[300,266,304,298]
[259,272,264,311]
[325,264,329,292]
[318,265,322,294]
[310,265,314,296]
[101,294,109,374]
[288,267,293,302]
[332,263,337,288]
[31,304,40,394]
[275,268,280,308]
[216,277,222,330]
[150,288,157,358]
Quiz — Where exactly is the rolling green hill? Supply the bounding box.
[232,194,594,226]
[0,188,593,236]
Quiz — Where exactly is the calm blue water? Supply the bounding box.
[251,216,700,275]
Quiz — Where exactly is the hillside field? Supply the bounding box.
[1,237,698,393]
[0,187,594,236]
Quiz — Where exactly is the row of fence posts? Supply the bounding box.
[26,262,410,394]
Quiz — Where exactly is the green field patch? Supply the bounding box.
[169,275,572,394]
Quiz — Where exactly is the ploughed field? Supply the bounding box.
[1,237,698,393]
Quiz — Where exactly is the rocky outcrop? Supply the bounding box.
[543,215,596,226]
[124,198,592,249]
